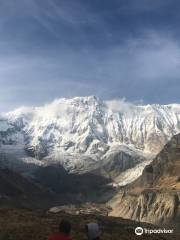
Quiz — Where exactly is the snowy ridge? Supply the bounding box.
[1,96,180,156]
[0,96,180,182]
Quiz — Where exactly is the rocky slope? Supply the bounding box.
[33,164,115,203]
[0,167,55,208]
[0,96,180,182]
[0,164,115,208]
[109,133,180,228]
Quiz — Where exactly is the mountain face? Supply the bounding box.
[4,96,180,154]
[109,133,180,228]
[0,96,180,179]
[135,133,180,189]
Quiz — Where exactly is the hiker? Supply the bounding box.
[48,219,72,240]
[85,223,101,240]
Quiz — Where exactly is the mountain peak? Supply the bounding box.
[1,97,180,161]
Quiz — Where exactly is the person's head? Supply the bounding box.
[59,219,71,236]
[85,223,100,240]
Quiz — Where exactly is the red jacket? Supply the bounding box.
[48,233,72,240]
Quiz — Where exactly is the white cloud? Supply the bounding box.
[106,98,136,113]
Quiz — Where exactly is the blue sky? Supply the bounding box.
[0,0,180,111]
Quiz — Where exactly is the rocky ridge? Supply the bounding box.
[109,133,180,228]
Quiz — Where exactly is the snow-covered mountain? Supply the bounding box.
[0,96,180,179]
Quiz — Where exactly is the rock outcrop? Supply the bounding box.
[109,133,180,228]
[109,190,179,226]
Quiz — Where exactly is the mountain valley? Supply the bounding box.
[0,96,180,237]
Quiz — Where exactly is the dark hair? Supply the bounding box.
[59,219,71,235]
[85,224,100,240]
